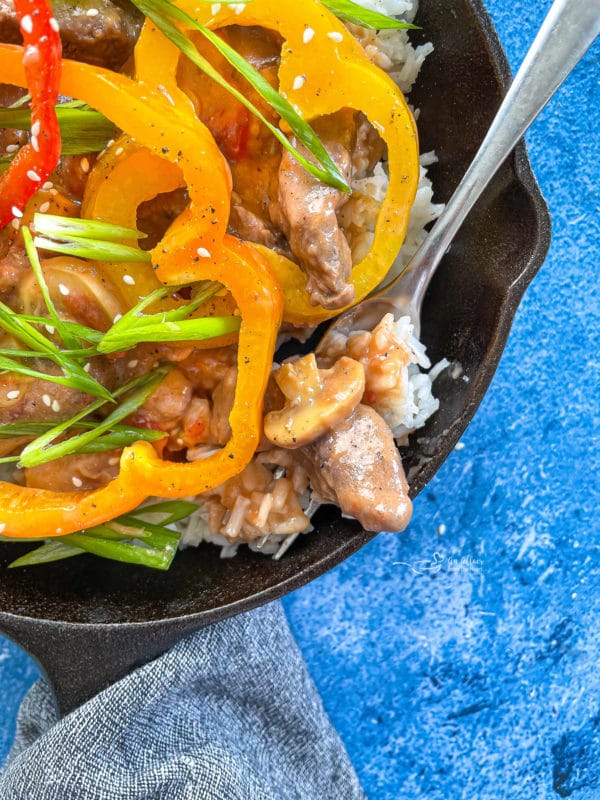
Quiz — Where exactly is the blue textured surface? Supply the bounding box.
[0,1,599,797]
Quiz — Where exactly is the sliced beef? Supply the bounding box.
[269,138,355,310]
[0,0,142,70]
[127,367,193,434]
[0,355,121,425]
[53,155,97,203]
[299,403,412,532]
[24,451,120,491]
[0,85,28,159]
[137,188,189,250]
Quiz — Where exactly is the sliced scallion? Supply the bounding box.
[22,226,79,350]
[33,213,146,243]
[0,299,112,401]
[0,102,117,155]
[7,500,197,570]
[320,0,419,29]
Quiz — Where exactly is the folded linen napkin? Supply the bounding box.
[0,601,364,799]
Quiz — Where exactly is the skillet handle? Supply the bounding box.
[0,613,204,716]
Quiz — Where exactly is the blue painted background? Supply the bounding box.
[1,1,598,797]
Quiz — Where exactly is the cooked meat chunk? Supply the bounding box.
[0,245,29,301]
[24,451,120,491]
[228,202,289,254]
[0,0,142,70]
[53,155,97,204]
[300,403,412,532]
[0,84,27,158]
[269,138,355,310]
[0,356,121,425]
[128,367,193,434]
[0,373,94,424]
[137,188,189,250]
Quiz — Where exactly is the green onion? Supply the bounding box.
[97,280,227,353]
[32,213,151,263]
[8,541,86,567]
[17,315,103,345]
[98,315,240,353]
[33,213,146,243]
[18,369,169,468]
[33,236,152,263]
[7,499,198,571]
[130,0,350,193]
[0,419,163,449]
[130,500,199,525]
[0,298,112,401]
[77,427,165,453]
[52,532,179,570]
[0,102,117,155]
[321,0,419,29]
[22,226,79,350]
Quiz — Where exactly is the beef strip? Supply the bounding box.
[299,403,412,532]
[137,188,189,250]
[24,451,120,491]
[269,138,355,310]
[0,85,28,159]
[0,355,121,425]
[0,0,142,70]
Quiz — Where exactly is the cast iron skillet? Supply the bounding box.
[0,0,550,715]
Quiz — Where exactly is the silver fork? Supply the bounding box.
[318,0,600,343]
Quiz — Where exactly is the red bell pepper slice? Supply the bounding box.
[0,0,62,229]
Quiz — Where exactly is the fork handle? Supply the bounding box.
[399,0,600,310]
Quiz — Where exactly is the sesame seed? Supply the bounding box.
[31,121,41,137]
[303,27,315,43]
[327,31,343,42]
[108,457,119,466]
[42,181,53,190]
[5,143,18,153]
[128,359,139,369]
[39,201,50,213]
[83,362,91,373]
[45,324,55,335]
[49,188,58,196]
[58,283,70,296]
[0,524,5,533]
[72,476,83,488]
[438,523,447,535]
[211,2,221,13]
[122,274,135,285]
[27,169,41,182]
[80,157,90,174]
[51,399,61,412]
[292,75,306,90]
[115,146,124,156]
[42,394,52,407]
[11,219,20,231]
[6,390,20,400]
[49,16,59,32]
[196,247,211,258]
[11,206,23,218]
[86,7,99,15]
[31,135,39,152]
[113,313,122,323]
[454,442,465,451]
[20,14,33,33]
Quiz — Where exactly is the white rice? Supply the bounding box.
[181,0,444,558]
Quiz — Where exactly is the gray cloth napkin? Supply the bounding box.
[0,601,364,799]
